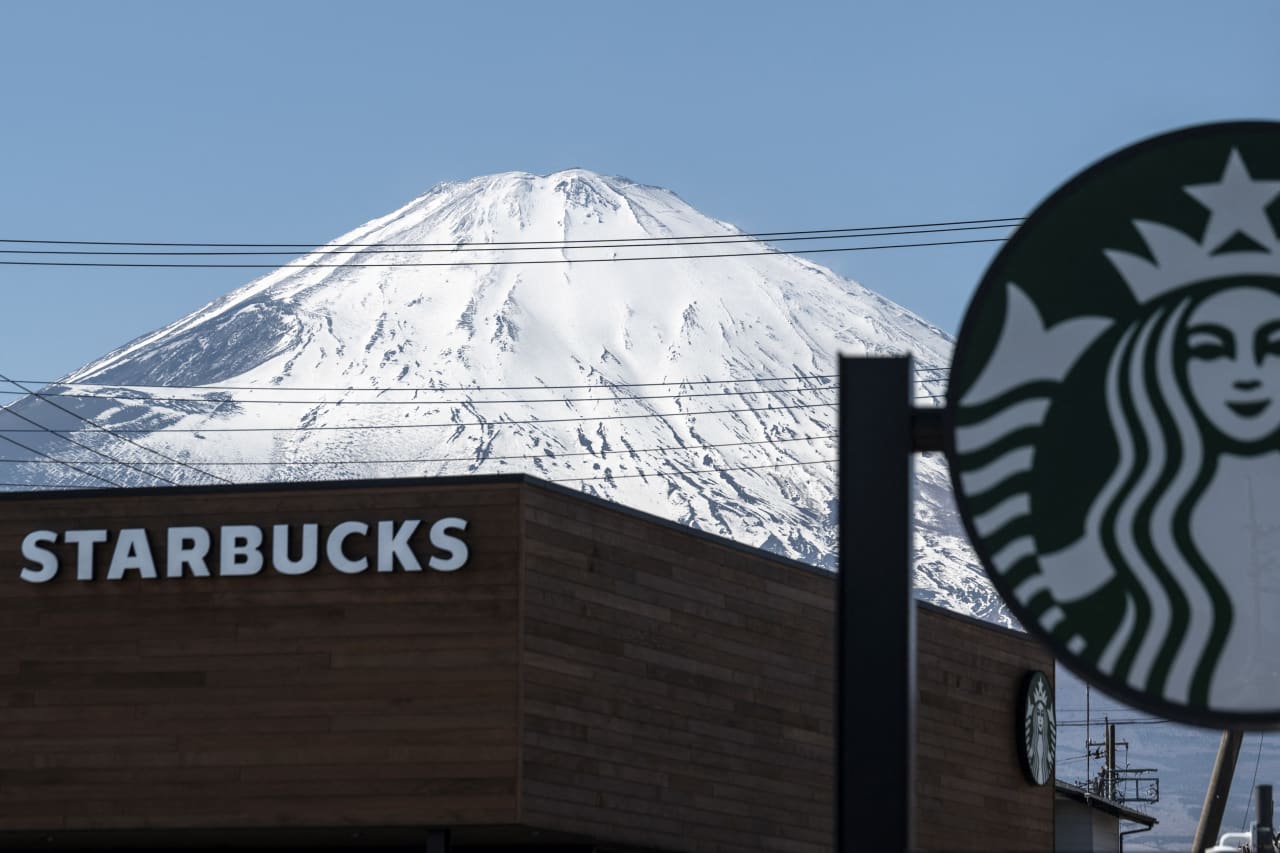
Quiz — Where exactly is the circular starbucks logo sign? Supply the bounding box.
[1020,671,1056,785]
[947,122,1280,726]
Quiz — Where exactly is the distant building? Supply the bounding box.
[1055,780,1159,852]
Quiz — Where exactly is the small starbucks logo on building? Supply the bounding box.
[1020,671,1056,786]
[948,122,1280,726]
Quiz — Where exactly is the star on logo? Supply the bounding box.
[1184,148,1280,253]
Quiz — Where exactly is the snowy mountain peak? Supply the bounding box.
[340,168,733,255]
[4,170,1006,623]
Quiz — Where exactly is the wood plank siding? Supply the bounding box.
[0,480,524,838]
[916,606,1056,851]
[519,485,835,853]
[0,475,1054,851]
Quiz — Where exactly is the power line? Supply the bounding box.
[0,223,1019,257]
[0,373,231,485]
[0,217,1024,249]
[4,383,843,407]
[554,456,833,483]
[1057,718,1172,727]
[1,384,945,407]
[10,372,842,392]
[0,400,840,433]
[0,432,837,468]
[6,369,945,393]
[1243,733,1266,831]
[0,482,106,490]
[0,455,838,491]
[0,236,1009,269]
[0,394,945,434]
[0,394,178,486]
[0,434,122,488]
[1057,708,1147,714]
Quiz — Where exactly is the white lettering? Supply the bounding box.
[377,520,422,572]
[20,530,58,584]
[108,529,157,580]
[220,525,264,576]
[428,517,469,572]
[167,527,211,578]
[273,523,318,575]
[327,521,368,574]
[17,516,469,583]
[65,529,108,581]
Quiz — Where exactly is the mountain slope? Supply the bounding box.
[0,169,1006,622]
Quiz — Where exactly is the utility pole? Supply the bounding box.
[1086,684,1092,785]
[1106,721,1117,800]
[1192,730,1244,853]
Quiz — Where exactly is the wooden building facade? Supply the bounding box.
[0,475,1054,851]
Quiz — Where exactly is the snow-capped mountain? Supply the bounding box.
[0,169,1006,622]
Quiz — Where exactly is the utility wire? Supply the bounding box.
[2,385,943,407]
[0,455,838,491]
[1243,733,1266,831]
[8,372,842,392]
[0,434,122,487]
[5,369,945,394]
[1,374,232,485]
[0,394,178,486]
[556,456,833,483]
[2,383,843,407]
[0,224,1018,257]
[2,381,839,404]
[0,236,1009,269]
[0,394,945,434]
[0,217,1024,249]
[0,432,837,468]
[1057,708,1153,714]
[1056,719,1172,727]
[0,400,839,433]
[0,482,104,490]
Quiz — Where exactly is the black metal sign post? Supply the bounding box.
[838,355,918,852]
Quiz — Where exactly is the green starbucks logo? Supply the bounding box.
[948,122,1280,726]
[1020,671,1056,786]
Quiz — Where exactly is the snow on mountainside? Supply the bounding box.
[0,169,1008,623]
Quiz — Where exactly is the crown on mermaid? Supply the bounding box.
[1031,677,1050,708]
[1104,149,1280,303]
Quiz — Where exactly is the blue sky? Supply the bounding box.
[1,3,1278,845]
[3,1,1276,384]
